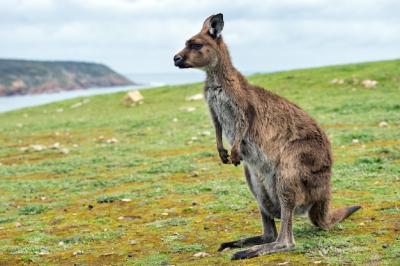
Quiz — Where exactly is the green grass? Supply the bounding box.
[0,59,399,265]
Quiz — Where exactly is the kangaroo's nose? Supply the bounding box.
[174,54,184,66]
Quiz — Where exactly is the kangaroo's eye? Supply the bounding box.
[191,43,203,50]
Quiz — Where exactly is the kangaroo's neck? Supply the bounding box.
[205,41,247,91]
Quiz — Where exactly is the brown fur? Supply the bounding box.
[174,13,361,260]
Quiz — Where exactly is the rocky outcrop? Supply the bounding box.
[0,59,134,96]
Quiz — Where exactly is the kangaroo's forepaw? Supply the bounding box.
[218,148,230,164]
[231,242,294,260]
[230,149,241,166]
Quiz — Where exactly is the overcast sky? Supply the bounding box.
[0,0,399,74]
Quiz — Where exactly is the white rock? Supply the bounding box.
[121,198,132,202]
[129,240,138,245]
[193,252,210,257]
[123,90,144,105]
[185,107,196,112]
[352,139,359,144]
[20,147,30,152]
[379,121,388,128]
[51,142,60,149]
[37,250,49,255]
[186,93,203,101]
[330,78,344,85]
[200,131,211,136]
[362,79,378,89]
[73,250,84,256]
[70,102,83,109]
[106,138,118,144]
[31,144,46,151]
[60,148,70,154]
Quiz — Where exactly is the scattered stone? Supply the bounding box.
[118,215,141,221]
[314,261,322,264]
[352,139,360,144]
[60,148,70,154]
[362,79,378,89]
[50,142,60,149]
[379,121,388,128]
[191,136,198,141]
[70,102,83,109]
[123,90,144,106]
[200,131,211,136]
[15,222,22,227]
[186,93,203,101]
[121,198,132,202]
[221,247,230,252]
[330,78,345,85]
[382,243,389,249]
[40,196,46,201]
[106,138,118,144]
[58,241,65,246]
[0,227,4,230]
[31,144,46,151]
[185,107,196,112]
[161,212,169,216]
[127,253,134,258]
[359,222,365,226]
[19,147,30,152]
[190,171,199,177]
[172,118,178,123]
[193,252,210,258]
[73,250,84,256]
[129,240,138,245]
[37,250,50,255]
[72,144,79,148]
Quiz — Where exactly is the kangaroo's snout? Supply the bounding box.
[173,54,185,67]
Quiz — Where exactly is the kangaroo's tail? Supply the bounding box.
[309,200,361,230]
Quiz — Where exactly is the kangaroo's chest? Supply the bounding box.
[205,87,238,145]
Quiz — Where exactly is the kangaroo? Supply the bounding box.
[174,13,361,260]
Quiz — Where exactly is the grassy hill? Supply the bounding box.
[0,59,133,96]
[0,59,399,265]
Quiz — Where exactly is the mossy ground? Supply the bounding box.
[0,60,399,265]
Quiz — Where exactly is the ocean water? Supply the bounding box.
[0,71,205,113]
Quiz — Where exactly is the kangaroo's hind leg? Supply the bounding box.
[218,165,278,251]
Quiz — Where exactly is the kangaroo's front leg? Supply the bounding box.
[230,109,249,166]
[209,106,230,164]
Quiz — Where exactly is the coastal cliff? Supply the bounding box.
[0,59,134,96]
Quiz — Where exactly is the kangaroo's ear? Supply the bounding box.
[203,13,224,38]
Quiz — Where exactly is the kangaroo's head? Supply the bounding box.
[174,13,225,70]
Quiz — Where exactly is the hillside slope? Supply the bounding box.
[0,59,399,265]
[0,59,134,96]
